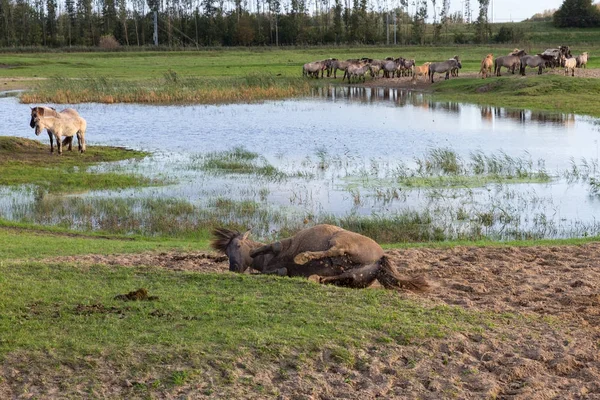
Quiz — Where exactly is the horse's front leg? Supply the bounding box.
[55,134,63,155]
[47,132,54,153]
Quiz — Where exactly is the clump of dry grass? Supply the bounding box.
[20,73,313,105]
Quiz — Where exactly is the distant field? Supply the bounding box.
[0,45,597,81]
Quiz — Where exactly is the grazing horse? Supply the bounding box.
[562,55,577,76]
[302,61,325,78]
[30,106,87,154]
[479,54,494,79]
[576,52,588,68]
[520,54,547,75]
[449,55,461,77]
[346,62,371,83]
[382,59,399,78]
[494,49,526,76]
[428,57,461,83]
[331,59,360,79]
[211,224,430,291]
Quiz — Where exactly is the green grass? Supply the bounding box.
[0,223,210,260]
[0,136,158,193]
[0,259,512,397]
[432,74,600,117]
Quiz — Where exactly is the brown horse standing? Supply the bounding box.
[211,224,429,291]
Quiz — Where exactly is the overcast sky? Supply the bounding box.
[445,0,565,22]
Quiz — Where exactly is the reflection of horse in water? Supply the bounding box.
[505,109,527,124]
[480,106,493,122]
[530,111,575,126]
[427,100,460,114]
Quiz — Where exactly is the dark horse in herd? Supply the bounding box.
[212,224,429,291]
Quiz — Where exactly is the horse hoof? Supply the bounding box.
[294,252,310,265]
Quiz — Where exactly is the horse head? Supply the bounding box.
[211,228,256,272]
[30,107,45,135]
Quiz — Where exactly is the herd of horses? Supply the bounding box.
[303,45,589,83]
[303,56,461,83]
[482,46,589,78]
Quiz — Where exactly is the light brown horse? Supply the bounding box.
[211,224,429,291]
[30,106,87,154]
[479,54,494,79]
[412,62,431,83]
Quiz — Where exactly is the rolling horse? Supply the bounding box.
[211,224,430,291]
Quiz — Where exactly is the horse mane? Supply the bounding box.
[210,228,240,253]
[35,106,60,118]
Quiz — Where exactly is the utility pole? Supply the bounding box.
[153,11,158,46]
[393,11,397,45]
[386,13,389,45]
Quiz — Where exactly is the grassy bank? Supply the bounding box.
[0,136,157,193]
[432,75,600,117]
[2,45,597,106]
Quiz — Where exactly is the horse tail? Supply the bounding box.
[376,256,430,292]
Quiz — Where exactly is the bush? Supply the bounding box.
[493,26,526,43]
[98,35,120,49]
[453,32,469,44]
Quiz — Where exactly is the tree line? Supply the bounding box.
[0,0,503,47]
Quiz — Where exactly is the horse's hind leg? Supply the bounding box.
[62,136,73,151]
[318,264,379,289]
[294,245,347,265]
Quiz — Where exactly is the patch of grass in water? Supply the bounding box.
[201,147,286,179]
[0,136,158,193]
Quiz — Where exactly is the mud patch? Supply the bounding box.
[73,303,130,316]
[113,288,158,301]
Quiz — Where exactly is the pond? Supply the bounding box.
[2,86,600,240]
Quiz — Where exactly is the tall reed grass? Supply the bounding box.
[20,73,313,105]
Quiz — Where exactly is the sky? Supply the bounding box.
[449,0,565,22]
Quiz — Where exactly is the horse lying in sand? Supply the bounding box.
[30,106,87,155]
[211,224,430,291]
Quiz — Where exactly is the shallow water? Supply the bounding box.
[2,87,600,239]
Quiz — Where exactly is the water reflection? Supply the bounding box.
[311,86,576,127]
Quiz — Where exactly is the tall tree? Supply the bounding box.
[46,0,58,45]
[554,0,600,27]
[473,0,490,43]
